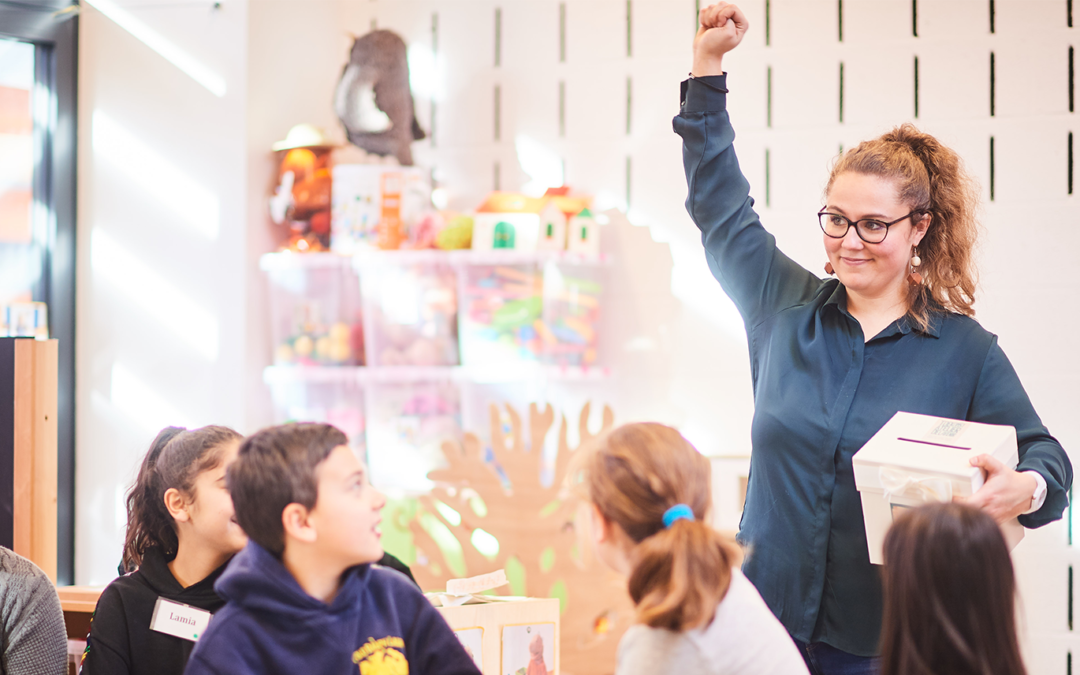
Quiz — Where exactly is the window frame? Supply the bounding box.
[1,0,78,585]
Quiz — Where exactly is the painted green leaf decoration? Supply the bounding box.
[505,555,527,596]
[539,546,556,573]
[419,512,466,578]
[434,500,462,526]
[469,494,488,518]
[548,579,568,614]
[471,528,500,560]
[539,500,562,518]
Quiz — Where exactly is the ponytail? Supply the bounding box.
[571,423,742,632]
[628,517,739,631]
[120,425,242,572]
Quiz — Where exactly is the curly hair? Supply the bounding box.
[826,123,981,332]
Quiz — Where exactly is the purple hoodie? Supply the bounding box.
[184,542,480,675]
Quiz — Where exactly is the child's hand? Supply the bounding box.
[692,3,749,76]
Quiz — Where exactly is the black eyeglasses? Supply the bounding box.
[817,210,924,244]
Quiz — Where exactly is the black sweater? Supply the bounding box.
[81,548,417,675]
[81,547,228,675]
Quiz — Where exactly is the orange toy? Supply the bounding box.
[270,124,338,251]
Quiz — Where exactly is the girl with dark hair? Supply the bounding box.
[881,502,1027,675]
[573,422,808,675]
[676,4,1071,673]
[82,425,246,675]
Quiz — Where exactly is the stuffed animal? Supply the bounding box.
[334,30,425,166]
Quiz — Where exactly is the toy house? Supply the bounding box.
[567,207,600,256]
[535,201,567,251]
[472,192,545,251]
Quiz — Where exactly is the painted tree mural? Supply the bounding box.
[408,401,634,675]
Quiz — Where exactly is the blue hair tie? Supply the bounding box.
[662,504,695,528]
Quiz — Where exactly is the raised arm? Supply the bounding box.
[675,3,821,328]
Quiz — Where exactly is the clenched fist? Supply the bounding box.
[692,3,749,77]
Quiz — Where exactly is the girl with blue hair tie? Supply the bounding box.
[571,422,807,675]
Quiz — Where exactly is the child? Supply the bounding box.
[880,502,1027,675]
[573,422,808,675]
[184,422,481,675]
[0,546,67,675]
[82,425,246,675]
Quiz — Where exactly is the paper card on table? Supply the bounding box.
[446,569,509,596]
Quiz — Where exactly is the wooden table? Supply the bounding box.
[56,586,104,640]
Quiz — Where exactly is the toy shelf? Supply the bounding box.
[261,248,611,492]
[263,364,612,386]
[260,249,611,269]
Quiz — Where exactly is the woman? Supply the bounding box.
[881,502,1027,675]
[676,4,1072,673]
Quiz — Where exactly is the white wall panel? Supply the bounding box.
[918,42,992,121]
[845,0,911,43]
[770,0,837,47]
[78,0,250,585]
[564,0,626,64]
[843,46,914,127]
[920,0,988,38]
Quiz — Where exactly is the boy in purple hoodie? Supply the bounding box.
[184,423,480,675]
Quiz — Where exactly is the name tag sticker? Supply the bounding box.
[149,597,212,642]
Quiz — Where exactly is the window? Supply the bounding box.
[0,0,78,585]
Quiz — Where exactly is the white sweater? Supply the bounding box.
[616,569,808,675]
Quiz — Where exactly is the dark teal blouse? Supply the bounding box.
[674,74,1073,656]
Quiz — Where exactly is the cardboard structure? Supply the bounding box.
[435,595,560,675]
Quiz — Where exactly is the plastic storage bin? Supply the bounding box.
[358,254,459,366]
[458,263,544,366]
[364,378,461,491]
[539,261,603,367]
[262,253,365,366]
[264,368,366,454]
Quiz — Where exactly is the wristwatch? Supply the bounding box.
[1022,471,1048,514]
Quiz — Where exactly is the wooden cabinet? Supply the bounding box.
[0,337,58,582]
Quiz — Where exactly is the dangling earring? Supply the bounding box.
[908,248,923,286]
[824,261,835,276]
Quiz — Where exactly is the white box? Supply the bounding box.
[331,165,429,254]
[852,412,1024,565]
[434,597,560,675]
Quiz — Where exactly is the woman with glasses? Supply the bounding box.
[674,3,1072,674]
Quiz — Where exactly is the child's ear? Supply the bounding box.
[163,488,190,523]
[589,503,613,545]
[282,503,317,544]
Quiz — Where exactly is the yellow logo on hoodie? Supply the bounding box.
[353,636,408,675]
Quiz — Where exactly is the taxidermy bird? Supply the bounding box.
[334,30,426,166]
